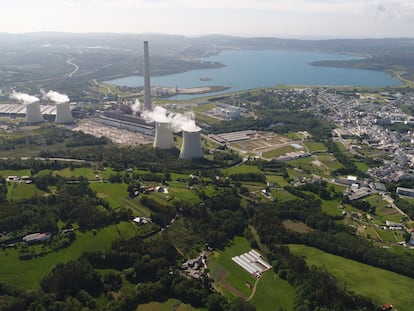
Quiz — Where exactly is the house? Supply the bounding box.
[132,217,151,225]
[381,303,393,311]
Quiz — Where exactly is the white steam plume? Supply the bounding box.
[46,90,70,103]
[131,99,141,113]
[141,105,200,132]
[10,91,39,104]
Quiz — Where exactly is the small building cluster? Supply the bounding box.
[181,252,207,279]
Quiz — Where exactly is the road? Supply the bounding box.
[66,57,79,77]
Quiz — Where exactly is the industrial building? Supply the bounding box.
[0,102,78,124]
[209,130,257,144]
[396,186,414,198]
[0,103,58,119]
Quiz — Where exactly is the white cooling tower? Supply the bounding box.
[26,102,44,123]
[154,122,175,149]
[179,130,204,160]
[143,41,152,111]
[55,102,73,124]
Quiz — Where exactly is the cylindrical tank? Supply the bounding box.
[153,122,175,149]
[143,41,152,111]
[26,102,44,123]
[179,130,204,160]
[55,102,74,124]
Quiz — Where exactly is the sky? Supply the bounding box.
[1,0,414,38]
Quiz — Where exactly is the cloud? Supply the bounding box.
[46,90,70,103]
[364,0,414,19]
[10,91,39,104]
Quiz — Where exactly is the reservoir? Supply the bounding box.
[106,50,401,100]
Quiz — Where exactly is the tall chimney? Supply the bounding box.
[143,41,152,111]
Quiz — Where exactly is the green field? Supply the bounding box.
[90,182,128,208]
[136,299,205,311]
[0,222,137,289]
[303,141,326,152]
[320,199,343,216]
[262,145,300,159]
[208,237,255,299]
[271,188,298,202]
[249,271,295,311]
[208,237,295,310]
[0,169,32,177]
[168,182,201,204]
[265,175,289,187]
[224,164,262,175]
[289,244,414,311]
[7,183,45,200]
[53,167,97,179]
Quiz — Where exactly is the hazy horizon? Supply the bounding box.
[1,0,414,39]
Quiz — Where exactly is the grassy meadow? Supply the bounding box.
[289,244,414,311]
[0,222,137,289]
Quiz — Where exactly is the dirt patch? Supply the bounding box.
[218,279,248,300]
[283,219,313,233]
[382,209,400,216]
[209,265,228,281]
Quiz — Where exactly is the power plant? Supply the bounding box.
[153,122,175,149]
[143,41,152,111]
[179,130,204,160]
[26,102,44,124]
[55,102,74,124]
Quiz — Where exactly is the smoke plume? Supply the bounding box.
[141,105,200,132]
[10,91,39,104]
[46,90,70,103]
[131,99,141,114]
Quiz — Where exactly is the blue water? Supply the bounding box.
[106,50,401,100]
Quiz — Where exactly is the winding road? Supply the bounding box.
[66,57,79,77]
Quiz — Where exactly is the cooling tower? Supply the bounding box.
[154,122,175,149]
[26,102,44,123]
[55,102,74,124]
[143,41,152,111]
[179,130,204,160]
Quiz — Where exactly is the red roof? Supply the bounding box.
[381,303,393,311]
